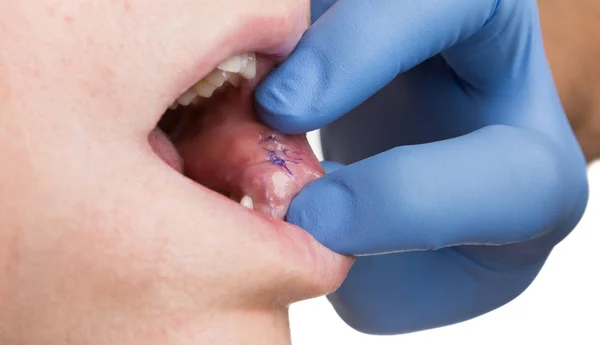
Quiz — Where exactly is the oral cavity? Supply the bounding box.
[164,52,324,221]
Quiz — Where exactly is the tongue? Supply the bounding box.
[171,56,324,220]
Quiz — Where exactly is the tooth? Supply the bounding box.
[240,195,254,210]
[193,80,218,98]
[218,54,243,73]
[227,74,241,87]
[239,52,256,80]
[177,90,197,106]
[205,69,232,88]
[176,52,255,105]
[238,52,249,71]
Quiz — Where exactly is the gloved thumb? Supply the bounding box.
[256,0,498,134]
[310,0,337,24]
[320,160,345,174]
[286,126,582,256]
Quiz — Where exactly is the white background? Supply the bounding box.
[290,131,599,344]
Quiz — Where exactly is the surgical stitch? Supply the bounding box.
[259,134,278,144]
[259,135,302,176]
[263,149,301,176]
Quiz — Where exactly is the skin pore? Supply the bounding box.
[0,1,352,345]
[539,0,600,163]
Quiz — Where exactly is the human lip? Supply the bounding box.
[150,0,353,295]
[166,1,311,110]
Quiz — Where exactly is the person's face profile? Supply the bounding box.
[0,1,353,343]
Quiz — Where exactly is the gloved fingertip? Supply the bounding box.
[254,100,304,135]
[255,46,334,135]
[286,176,356,255]
[311,0,337,23]
[321,160,345,174]
[255,79,314,135]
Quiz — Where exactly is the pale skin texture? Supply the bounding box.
[539,0,600,163]
[0,1,352,345]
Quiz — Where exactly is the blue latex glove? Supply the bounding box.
[256,0,590,336]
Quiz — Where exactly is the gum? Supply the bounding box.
[174,56,324,220]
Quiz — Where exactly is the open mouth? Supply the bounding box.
[153,52,324,221]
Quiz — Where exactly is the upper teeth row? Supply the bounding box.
[173,52,257,108]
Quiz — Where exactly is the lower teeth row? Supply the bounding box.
[172,52,257,108]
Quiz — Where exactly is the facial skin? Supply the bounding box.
[0,1,352,345]
[539,0,600,163]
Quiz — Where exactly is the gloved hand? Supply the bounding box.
[256,0,590,335]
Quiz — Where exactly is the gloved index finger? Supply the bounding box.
[310,0,337,24]
[256,0,506,134]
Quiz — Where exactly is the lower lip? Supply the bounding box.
[247,203,323,262]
